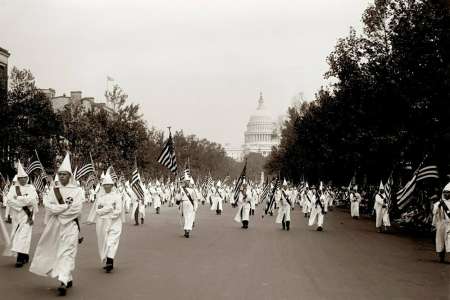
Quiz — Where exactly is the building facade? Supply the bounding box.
[0,47,10,103]
[225,93,279,161]
[40,89,114,115]
[242,93,279,157]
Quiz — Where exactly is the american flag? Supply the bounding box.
[265,177,279,214]
[384,172,394,208]
[107,166,119,182]
[85,173,97,190]
[233,160,247,203]
[397,161,439,210]
[207,173,213,190]
[157,132,177,174]
[26,158,44,175]
[131,168,145,200]
[75,158,94,180]
[260,177,270,202]
[33,172,47,193]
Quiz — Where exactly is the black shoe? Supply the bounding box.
[317,226,323,231]
[282,222,286,230]
[15,262,24,268]
[66,281,73,288]
[286,221,290,231]
[184,230,190,238]
[134,222,139,226]
[439,251,445,263]
[57,283,67,296]
[105,264,113,273]
[5,216,11,224]
[141,218,144,224]
[104,258,114,273]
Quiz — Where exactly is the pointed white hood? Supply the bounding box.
[58,153,73,175]
[379,180,384,191]
[16,161,28,178]
[102,172,114,185]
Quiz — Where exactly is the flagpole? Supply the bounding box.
[89,152,95,172]
[34,149,46,175]
[414,153,429,175]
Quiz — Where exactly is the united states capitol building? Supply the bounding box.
[225,93,279,161]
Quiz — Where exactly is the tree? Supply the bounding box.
[266,0,450,186]
[0,67,62,174]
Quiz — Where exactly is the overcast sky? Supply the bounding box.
[0,0,370,146]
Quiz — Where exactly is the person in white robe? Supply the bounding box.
[349,187,362,219]
[290,187,299,209]
[130,188,145,225]
[249,187,257,215]
[308,186,325,231]
[3,161,38,267]
[301,185,311,218]
[153,182,162,214]
[327,187,335,211]
[234,181,251,229]
[175,176,197,238]
[432,182,450,263]
[87,172,124,272]
[168,185,176,207]
[0,210,10,254]
[3,176,16,224]
[144,185,152,208]
[276,183,293,231]
[210,181,223,215]
[374,182,391,233]
[29,153,84,296]
[89,187,96,203]
[121,182,132,213]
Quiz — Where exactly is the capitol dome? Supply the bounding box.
[243,93,279,157]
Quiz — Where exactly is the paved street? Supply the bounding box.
[0,204,448,300]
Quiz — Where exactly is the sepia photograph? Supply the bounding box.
[0,0,449,299]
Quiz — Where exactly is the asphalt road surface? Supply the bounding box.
[0,204,448,300]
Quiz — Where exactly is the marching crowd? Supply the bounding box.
[0,152,449,296]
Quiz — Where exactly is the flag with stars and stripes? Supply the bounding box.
[26,157,44,175]
[260,177,270,202]
[131,168,145,200]
[75,158,95,181]
[396,159,439,210]
[157,132,177,174]
[107,166,119,182]
[86,173,97,191]
[233,160,247,203]
[33,172,47,193]
[384,172,394,209]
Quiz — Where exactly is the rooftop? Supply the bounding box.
[0,47,10,57]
